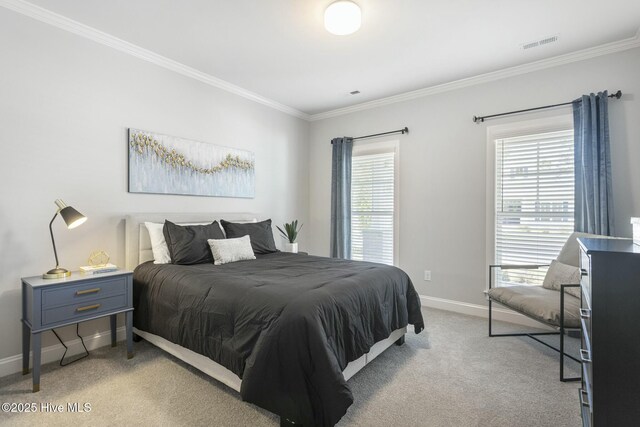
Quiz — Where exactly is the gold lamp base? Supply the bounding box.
[43,268,71,279]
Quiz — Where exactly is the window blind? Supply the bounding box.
[495,129,574,286]
[351,151,395,265]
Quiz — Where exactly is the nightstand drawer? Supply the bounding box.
[42,276,127,308]
[42,294,128,326]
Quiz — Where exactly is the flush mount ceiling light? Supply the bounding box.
[324,1,361,35]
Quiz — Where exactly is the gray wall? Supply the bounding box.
[0,10,310,359]
[309,47,640,305]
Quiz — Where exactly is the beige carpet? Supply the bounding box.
[0,308,581,426]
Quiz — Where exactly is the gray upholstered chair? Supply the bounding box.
[487,232,604,382]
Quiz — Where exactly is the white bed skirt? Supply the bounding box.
[133,326,407,393]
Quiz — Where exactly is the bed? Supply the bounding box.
[125,213,424,426]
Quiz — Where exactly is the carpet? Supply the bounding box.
[0,308,581,426]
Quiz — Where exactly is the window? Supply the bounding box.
[351,141,398,265]
[494,128,574,286]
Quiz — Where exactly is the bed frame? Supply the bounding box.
[124,213,407,422]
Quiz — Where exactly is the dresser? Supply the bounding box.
[578,238,640,426]
[21,270,134,392]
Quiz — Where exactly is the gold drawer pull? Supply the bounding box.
[76,288,101,296]
[76,303,101,312]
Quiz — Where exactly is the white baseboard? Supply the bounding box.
[0,326,127,378]
[420,295,554,330]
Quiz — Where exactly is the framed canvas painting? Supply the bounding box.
[128,129,255,198]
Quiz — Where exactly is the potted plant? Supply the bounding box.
[277,220,302,253]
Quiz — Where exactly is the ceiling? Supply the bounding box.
[20,0,640,115]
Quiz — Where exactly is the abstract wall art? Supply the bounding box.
[128,129,255,198]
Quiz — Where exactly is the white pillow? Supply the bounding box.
[144,222,171,264]
[208,236,256,265]
[542,260,581,298]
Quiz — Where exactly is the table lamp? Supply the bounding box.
[43,199,87,279]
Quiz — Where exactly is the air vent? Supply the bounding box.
[522,35,559,50]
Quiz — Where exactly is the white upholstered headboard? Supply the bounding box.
[124,212,259,270]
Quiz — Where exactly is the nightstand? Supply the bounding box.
[21,270,134,392]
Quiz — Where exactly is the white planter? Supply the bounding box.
[284,242,298,253]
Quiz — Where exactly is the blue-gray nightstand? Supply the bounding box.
[21,270,134,392]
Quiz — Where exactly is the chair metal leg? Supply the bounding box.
[488,283,582,382]
[489,299,493,337]
[487,265,582,382]
[560,289,565,381]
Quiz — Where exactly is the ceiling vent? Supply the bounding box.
[522,35,559,51]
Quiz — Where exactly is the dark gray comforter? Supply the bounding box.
[133,252,424,426]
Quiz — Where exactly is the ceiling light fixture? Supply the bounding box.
[324,1,361,36]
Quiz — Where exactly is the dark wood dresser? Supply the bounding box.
[578,238,640,426]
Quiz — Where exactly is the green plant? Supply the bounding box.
[277,220,303,243]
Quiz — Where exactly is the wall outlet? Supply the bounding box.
[424,270,431,281]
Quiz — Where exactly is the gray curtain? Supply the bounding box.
[330,137,353,258]
[573,91,614,235]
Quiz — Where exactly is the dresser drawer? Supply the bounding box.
[580,337,593,386]
[581,316,592,359]
[42,294,128,326]
[42,276,128,308]
[579,252,591,309]
[580,389,592,427]
[582,362,593,410]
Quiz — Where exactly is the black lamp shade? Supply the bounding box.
[44,199,87,279]
[60,206,87,229]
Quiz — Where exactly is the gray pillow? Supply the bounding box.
[542,260,581,298]
[208,235,256,265]
[556,232,601,267]
[163,220,225,265]
[220,219,277,255]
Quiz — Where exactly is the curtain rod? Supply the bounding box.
[472,90,622,124]
[331,127,409,143]
[354,127,408,140]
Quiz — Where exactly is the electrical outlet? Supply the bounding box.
[424,270,431,281]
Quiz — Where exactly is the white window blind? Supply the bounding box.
[351,151,395,265]
[495,129,574,286]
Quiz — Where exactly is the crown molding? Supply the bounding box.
[3,0,639,123]
[309,30,640,121]
[0,0,310,120]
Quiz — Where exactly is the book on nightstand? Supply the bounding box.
[79,263,119,275]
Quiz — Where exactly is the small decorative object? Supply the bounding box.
[88,250,110,267]
[128,128,255,198]
[43,199,87,279]
[79,263,118,275]
[631,218,640,246]
[277,220,303,253]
